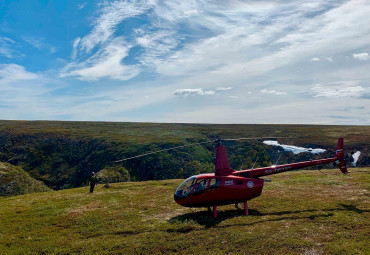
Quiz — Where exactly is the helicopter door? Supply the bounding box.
[209,178,221,190]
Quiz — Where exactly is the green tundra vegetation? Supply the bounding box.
[0,120,369,190]
[96,165,131,184]
[0,161,50,196]
[0,168,368,254]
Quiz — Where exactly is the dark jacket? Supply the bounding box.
[89,175,97,185]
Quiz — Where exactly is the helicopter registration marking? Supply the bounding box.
[225,180,234,186]
[266,166,291,174]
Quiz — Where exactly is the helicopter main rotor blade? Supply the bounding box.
[222,137,291,141]
[114,137,292,163]
[114,139,216,163]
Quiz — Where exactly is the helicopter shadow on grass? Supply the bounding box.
[168,203,368,230]
[168,208,263,229]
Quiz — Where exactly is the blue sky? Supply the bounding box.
[0,0,369,124]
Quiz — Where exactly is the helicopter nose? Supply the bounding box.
[174,191,186,206]
[174,193,181,203]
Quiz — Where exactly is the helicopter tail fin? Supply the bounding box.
[334,138,347,174]
[215,145,235,176]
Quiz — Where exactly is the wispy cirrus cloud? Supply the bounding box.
[174,88,215,96]
[66,0,155,81]
[216,87,233,91]
[146,0,370,81]
[75,0,152,53]
[24,36,57,53]
[311,84,366,98]
[62,37,139,81]
[77,2,88,10]
[65,0,370,83]
[261,89,287,95]
[0,37,17,58]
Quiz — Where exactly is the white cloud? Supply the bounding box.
[311,57,320,62]
[174,88,215,96]
[0,64,38,84]
[353,53,369,61]
[216,87,233,91]
[311,84,366,98]
[261,89,287,95]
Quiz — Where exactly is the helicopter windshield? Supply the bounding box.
[175,176,196,199]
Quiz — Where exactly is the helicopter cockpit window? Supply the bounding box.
[193,179,208,195]
[209,178,220,190]
[175,176,196,198]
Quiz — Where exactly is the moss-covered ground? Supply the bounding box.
[0,168,368,254]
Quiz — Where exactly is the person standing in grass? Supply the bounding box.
[88,172,98,193]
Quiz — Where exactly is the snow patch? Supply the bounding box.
[263,140,326,154]
[351,151,361,167]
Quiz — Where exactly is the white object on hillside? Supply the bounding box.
[263,140,326,155]
[352,151,361,167]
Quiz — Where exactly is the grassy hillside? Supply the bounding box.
[0,120,369,189]
[0,162,50,196]
[0,168,368,254]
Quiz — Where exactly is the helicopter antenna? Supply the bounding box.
[251,157,258,170]
[274,152,282,165]
[114,139,216,163]
[223,137,290,141]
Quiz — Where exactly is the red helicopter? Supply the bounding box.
[173,138,347,218]
[115,138,347,218]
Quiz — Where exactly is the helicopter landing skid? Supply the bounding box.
[244,201,249,216]
[211,202,249,218]
[235,202,249,216]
